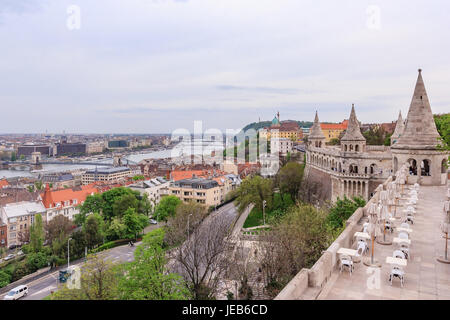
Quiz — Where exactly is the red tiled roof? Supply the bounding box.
[0,179,9,188]
[320,120,348,130]
[40,184,99,209]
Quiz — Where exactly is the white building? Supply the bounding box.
[1,201,46,248]
[128,177,170,206]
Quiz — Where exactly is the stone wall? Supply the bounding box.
[304,166,332,201]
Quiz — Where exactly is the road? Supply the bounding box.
[1,242,140,301]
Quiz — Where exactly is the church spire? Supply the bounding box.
[392,69,441,150]
[341,104,365,142]
[309,110,326,139]
[391,110,405,145]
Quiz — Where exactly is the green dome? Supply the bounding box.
[271,116,280,125]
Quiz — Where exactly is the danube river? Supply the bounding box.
[0,139,225,179]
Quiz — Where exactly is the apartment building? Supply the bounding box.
[128,177,170,205]
[40,184,98,222]
[271,137,293,156]
[0,201,46,248]
[82,167,132,185]
[169,178,221,207]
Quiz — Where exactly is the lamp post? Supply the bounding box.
[67,237,72,269]
[263,200,267,226]
[187,214,193,241]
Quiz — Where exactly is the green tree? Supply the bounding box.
[153,195,182,221]
[10,152,16,162]
[101,187,140,221]
[26,252,49,272]
[277,162,304,201]
[51,254,119,300]
[234,175,273,213]
[76,193,104,225]
[113,194,139,218]
[34,181,43,191]
[106,217,127,241]
[45,215,74,246]
[29,214,44,253]
[0,271,11,288]
[83,213,104,249]
[260,204,333,296]
[122,207,148,240]
[326,196,366,231]
[117,229,190,300]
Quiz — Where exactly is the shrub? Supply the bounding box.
[0,270,11,288]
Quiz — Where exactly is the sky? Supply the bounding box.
[0,0,449,134]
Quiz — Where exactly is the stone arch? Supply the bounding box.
[408,158,417,176]
[364,167,368,174]
[420,159,431,176]
[344,145,348,152]
[319,141,322,148]
[349,144,353,151]
[349,164,358,174]
[370,163,377,175]
[355,145,359,152]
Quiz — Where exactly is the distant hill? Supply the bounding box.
[241,120,313,132]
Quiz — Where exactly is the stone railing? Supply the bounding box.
[275,176,392,300]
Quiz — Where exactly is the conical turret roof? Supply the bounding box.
[309,111,326,139]
[341,104,366,141]
[392,69,441,150]
[391,110,405,142]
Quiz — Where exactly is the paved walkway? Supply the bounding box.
[318,184,450,300]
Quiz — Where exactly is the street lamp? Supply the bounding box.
[67,237,73,269]
[263,200,267,226]
[187,214,193,241]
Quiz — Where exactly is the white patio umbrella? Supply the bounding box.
[437,200,450,264]
[364,201,380,267]
[377,203,392,244]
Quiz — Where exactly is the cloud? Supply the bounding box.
[0,0,449,133]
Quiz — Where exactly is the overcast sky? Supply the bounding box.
[0,0,449,134]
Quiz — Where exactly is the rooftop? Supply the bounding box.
[2,201,46,218]
[85,166,130,174]
[173,178,219,189]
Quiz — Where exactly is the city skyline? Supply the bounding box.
[1,0,449,134]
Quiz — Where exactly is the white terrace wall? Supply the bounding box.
[275,176,393,300]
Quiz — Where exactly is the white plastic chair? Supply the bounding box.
[399,243,410,259]
[405,214,414,225]
[398,232,409,240]
[340,255,354,275]
[357,240,368,256]
[363,223,369,233]
[400,222,410,229]
[393,250,406,259]
[389,265,405,287]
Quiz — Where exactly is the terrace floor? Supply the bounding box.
[318,184,450,300]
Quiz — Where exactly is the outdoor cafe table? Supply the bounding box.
[337,248,358,257]
[354,232,371,240]
[393,237,411,245]
[386,256,408,267]
[396,227,413,233]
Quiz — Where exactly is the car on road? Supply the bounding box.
[3,285,28,300]
[149,219,158,225]
[4,254,15,261]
